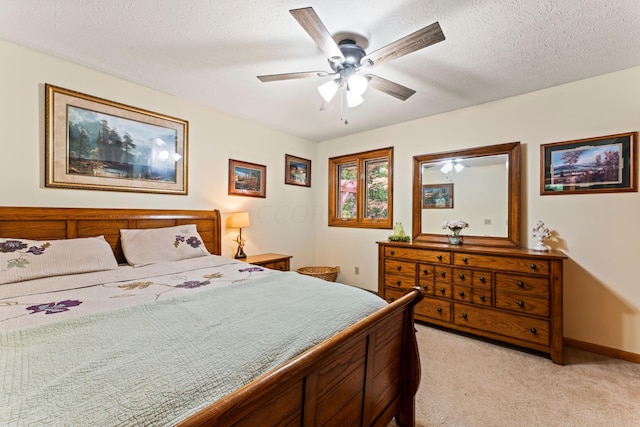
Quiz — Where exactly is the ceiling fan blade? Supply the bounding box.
[361,22,445,68]
[366,75,416,101]
[290,7,345,64]
[257,71,330,82]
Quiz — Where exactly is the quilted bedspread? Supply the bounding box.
[0,256,387,426]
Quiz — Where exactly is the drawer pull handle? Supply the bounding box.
[479,294,485,301]
[396,265,402,271]
[278,266,284,270]
[440,271,446,277]
[530,327,537,334]
[440,288,446,294]
[459,273,465,279]
[390,250,395,255]
[517,281,524,288]
[518,300,524,307]
[396,280,402,285]
[462,257,469,263]
[437,255,443,261]
[389,297,395,302]
[479,276,486,282]
[461,312,468,319]
[423,268,429,274]
[437,307,442,313]
[423,285,429,290]
[530,264,537,270]
[459,291,465,297]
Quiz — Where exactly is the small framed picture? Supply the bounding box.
[285,154,311,187]
[540,132,637,195]
[228,159,266,198]
[422,183,454,209]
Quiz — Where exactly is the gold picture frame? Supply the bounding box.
[45,84,188,194]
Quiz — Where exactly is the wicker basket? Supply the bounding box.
[297,266,340,282]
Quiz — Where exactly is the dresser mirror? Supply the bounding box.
[412,142,521,247]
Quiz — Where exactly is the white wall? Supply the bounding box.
[316,66,640,355]
[0,39,319,270]
[3,38,639,356]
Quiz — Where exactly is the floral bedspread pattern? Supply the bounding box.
[0,255,272,331]
[0,255,387,426]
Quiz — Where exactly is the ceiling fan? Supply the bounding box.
[257,7,445,122]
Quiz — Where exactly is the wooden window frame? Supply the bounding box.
[328,147,393,229]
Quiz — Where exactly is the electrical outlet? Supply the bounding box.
[484,218,492,225]
[355,266,359,275]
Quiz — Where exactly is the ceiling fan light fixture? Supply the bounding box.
[346,90,364,108]
[318,79,339,102]
[347,74,368,96]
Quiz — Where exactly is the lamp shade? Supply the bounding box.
[318,79,339,102]
[228,211,250,228]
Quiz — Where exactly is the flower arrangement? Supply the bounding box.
[441,220,469,233]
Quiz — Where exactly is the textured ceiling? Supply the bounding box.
[1,0,640,142]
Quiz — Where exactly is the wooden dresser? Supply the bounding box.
[378,242,567,364]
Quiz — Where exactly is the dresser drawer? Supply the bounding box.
[472,270,492,288]
[383,287,406,304]
[495,274,549,296]
[472,290,492,306]
[453,304,550,346]
[262,260,289,271]
[433,266,453,283]
[384,259,416,277]
[434,283,452,298]
[453,285,472,302]
[495,294,549,316]
[452,268,472,285]
[416,297,451,323]
[453,253,550,276]
[385,246,450,263]
[384,274,415,289]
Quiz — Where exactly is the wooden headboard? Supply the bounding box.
[0,207,222,263]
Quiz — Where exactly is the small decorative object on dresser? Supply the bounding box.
[441,220,469,245]
[531,220,551,251]
[243,253,292,271]
[378,241,567,364]
[389,222,410,242]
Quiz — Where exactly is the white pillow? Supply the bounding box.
[120,224,210,267]
[0,236,119,285]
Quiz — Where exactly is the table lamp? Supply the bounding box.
[228,211,250,259]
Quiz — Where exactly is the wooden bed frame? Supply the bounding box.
[0,206,424,427]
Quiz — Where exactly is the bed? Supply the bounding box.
[0,206,423,427]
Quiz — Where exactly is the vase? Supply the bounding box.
[449,228,463,245]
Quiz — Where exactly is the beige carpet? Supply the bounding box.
[389,324,640,427]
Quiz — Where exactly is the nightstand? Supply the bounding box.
[243,253,292,271]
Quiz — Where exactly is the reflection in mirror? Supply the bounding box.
[412,142,521,248]
[420,154,509,236]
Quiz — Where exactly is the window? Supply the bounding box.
[328,147,393,228]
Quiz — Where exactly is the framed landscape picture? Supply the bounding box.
[422,183,453,209]
[284,154,311,187]
[540,132,637,195]
[45,84,188,195]
[228,159,266,198]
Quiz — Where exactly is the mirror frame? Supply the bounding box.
[412,142,521,248]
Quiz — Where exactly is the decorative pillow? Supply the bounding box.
[120,224,210,267]
[0,236,119,285]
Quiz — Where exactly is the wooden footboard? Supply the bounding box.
[179,288,424,427]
